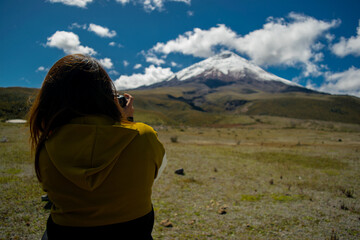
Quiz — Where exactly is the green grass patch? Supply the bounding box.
[241,194,263,201]
[252,152,347,170]
[4,168,23,175]
[0,175,19,184]
[271,193,307,202]
[323,169,340,176]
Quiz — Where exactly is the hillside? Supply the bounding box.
[0,87,38,120]
[130,86,360,125]
[129,52,360,125]
[1,86,360,126]
[1,52,359,125]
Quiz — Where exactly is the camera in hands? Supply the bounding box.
[117,95,128,108]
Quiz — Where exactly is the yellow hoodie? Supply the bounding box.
[39,115,165,227]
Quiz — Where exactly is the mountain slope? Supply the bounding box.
[141,51,317,94]
[132,52,360,125]
[172,51,294,85]
[0,87,38,120]
[1,52,359,126]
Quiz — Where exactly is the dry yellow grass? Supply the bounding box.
[0,117,359,239]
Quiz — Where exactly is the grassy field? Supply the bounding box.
[0,117,359,239]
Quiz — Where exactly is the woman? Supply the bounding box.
[28,54,166,239]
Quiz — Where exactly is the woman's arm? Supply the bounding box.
[154,153,167,183]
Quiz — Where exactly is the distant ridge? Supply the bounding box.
[139,51,318,94]
[132,52,360,125]
[170,51,295,85]
[1,62,360,126]
[0,87,38,120]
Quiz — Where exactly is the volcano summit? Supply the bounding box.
[132,51,360,125]
[144,51,315,94]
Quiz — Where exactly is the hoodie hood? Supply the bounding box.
[45,115,138,191]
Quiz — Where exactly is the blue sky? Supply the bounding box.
[1,0,360,96]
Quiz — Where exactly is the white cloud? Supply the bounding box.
[46,31,97,55]
[302,62,323,77]
[151,24,237,58]
[69,22,87,30]
[115,0,191,12]
[187,10,194,16]
[151,13,339,77]
[88,23,117,38]
[170,61,177,67]
[331,20,360,57]
[325,33,335,42]
[170,0,191,4]
[146,55,165,65]
[51,0,190,10]
[36,66,49,72]
[109,41,123,48]
[116,0,130,5]
[317,67,360,97]
[109,70,120,76]
[134,64,142,69]
[48,0,93,8]
[114,65,173,89]
[231,13,339,72]
[37,66,45,71]
[123,60,129,67]
[143,0,164,12]
[313,52,324,62]
[98,58,113,69]
[312,42,325,51]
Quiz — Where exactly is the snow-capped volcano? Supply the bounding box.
[170,51,297,86]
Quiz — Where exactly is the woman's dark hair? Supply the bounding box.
[28,54,121,181]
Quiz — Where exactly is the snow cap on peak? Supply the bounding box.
[216,51,237,59]
[172,51,297,86]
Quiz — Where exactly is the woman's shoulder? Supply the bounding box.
[117,122,163,151]
[115,121,157,136]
